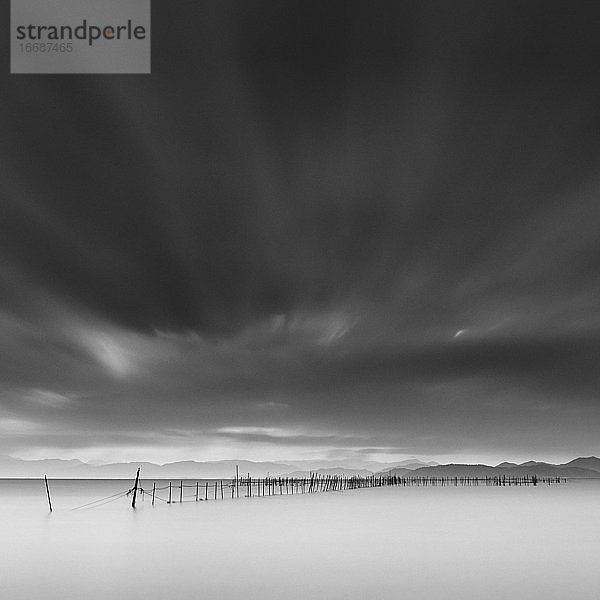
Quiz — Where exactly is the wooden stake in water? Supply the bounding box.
[44,475,52,513]
[152,482,156,506]
[131,467,140,509]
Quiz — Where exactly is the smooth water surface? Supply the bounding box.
[1,478,599,599]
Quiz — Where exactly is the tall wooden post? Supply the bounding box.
[152,482,156,506]
[44,475,52,513]
[131,467,140,508]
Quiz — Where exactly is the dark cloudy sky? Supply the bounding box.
[2,1,600,465]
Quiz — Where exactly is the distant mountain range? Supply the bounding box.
[380,457,600,479]
[0,456,292,479]
[0,455,438,479]
[0,454,598,479]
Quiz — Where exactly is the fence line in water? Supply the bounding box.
[131,472,565,507]
[44,471,565,512]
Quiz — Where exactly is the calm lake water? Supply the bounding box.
[1,478,599,599]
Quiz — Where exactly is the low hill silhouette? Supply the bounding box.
[1,454,598,479]
[380,461,600,479]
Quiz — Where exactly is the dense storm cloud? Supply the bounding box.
[2,1,600,464]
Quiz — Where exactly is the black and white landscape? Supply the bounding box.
[2,1,600,599]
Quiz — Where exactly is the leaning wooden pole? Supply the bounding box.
[44,475,52,513]
[131,467,141,508]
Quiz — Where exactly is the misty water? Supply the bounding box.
[2,478,599,599]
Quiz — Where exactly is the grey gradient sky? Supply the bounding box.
[1,1,600,464]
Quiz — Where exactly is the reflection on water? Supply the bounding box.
[2,479,599,599]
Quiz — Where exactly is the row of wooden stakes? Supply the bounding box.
[128,470,564,508]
